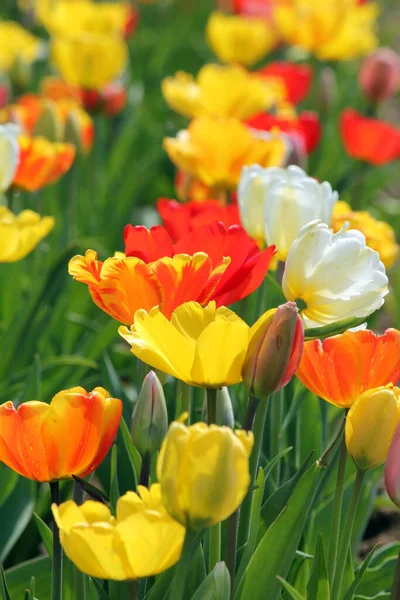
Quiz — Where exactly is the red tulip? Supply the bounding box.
[247,110,321,153]
[258,61,313,104]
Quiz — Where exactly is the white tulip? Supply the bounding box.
[282,220,389,329]
[0,124,20,193]
[238,164,338,259]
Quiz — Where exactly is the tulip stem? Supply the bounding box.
[209,523,221,572]
[50,481,63,600]
[170,529,201,600]
[127,581,138,600]
[207,388,217,425]
[327,429,347,587]
[139,452,151,487]
[242,395,259,432]
[331,469,365,600]
[72,481,86,600]
[226,510,238,599]
[238,397,269,549]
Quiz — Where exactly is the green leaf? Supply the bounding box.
[276,577,305,600]
[187,543,207,598]
[354,542,399,597]
[0,465,18,509]
[5,557,51,599]
[0,562,12,600]
[110,444,120,514]
[144,568,175,600]
[306,535,329,600]
[91,578,112,600]
[343,544,381,600]
[191,562,231,600]
[33,513,53,558]
[0,477,35,561]
[235,468,265,588]
[257,451,314,543]
[235,463,320,600]
[72,475,110,504]
[118,418,141,489]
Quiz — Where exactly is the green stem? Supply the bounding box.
[226,510,238,599]
[169,530,201,600]
[182,383,192,424]
[242,395,259,432]
[270,389,284,486]
[390,549,400,600]
[127,580,138,600]
[209,523,221,572]
[50,481,63,600]
[207,388,217,425]
[327,431,347,587]
[331,469,365,600]
[139,452,151,487]
[73,480,86,600]
[238,397,269,548]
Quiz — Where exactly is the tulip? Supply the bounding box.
[282,221,388,328]
[345,385,400,471]
[123,221,277,307]
[215,387,235,428]
[69,249,230,325]
[0,21,42,73]
[0,387,122,481]
[206,11,277,67]
[13,135,76,192]
[331,201,399,269]
[131,371,168,458]
[258,62,313,105]
[238,165,337,260]
[385,422,400,508]
[340,109,400,165]
[163,117,286,190]
[246,110,321,154]
[51,32,128,91]
[274,0,378,61]
[242,303,304,399]
[0,206,54,263]
[157,420,254,529]
[359,48,400,103]
[297,328,400,409]
[52,484,185,580]
[156,198,241,243]
[119,301,251,388]
[0,124,20,193]
[162,63,285,120]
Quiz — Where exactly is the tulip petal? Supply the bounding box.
[124,225,174,262]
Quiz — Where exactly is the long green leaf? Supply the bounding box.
[276,577,305,600]
[33,514,53,558]
[343,544,381,600]
[0,478,35,561]
[0,562,12,600]
[306,535,329,600]
[191,562,231,600]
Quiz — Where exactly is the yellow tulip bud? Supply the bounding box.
[345,385,400,471]
[242,303,304,400]
[157,421,254,530]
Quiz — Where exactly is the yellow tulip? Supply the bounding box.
[274,0,379,61]
[0,22,42,73]
[345,385,400,471]
[206,11,277,67]
[118,301,251,388]
[331,201,399,269]
[163,117,286,189]
[0,207,54,263]
[52,484,185,580]
[51,33,128,90]
[157,420,254,529]
[162,63,286,120]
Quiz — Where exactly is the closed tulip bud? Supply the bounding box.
[345,385,400,472]
[131,371,168,458]
[157,421,254,530]
[242,303,304,399]
[359,48,400,103]
[33,102,63,142]
[202,387,235,428]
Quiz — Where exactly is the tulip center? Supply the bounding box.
[294,298,308,312]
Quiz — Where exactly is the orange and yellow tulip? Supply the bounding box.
[0,387,122,482]
[13,135,76,192]
[296,328,400,408]
[68,249,230,325]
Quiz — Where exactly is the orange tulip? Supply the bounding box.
[68,249,230,325]
[13,135,76,192]
[0,387,122,482]
[296,328,400,408]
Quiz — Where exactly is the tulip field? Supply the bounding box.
[2,0,400,599]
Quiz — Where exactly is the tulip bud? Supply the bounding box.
[33,102,63,142]
[318,66,337,112]
[203,387,235,428]
[359,48,400,103]
[242,302,304,399]
[131,371,168,458]
[345,385,400,472]
[64,111,84,154]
